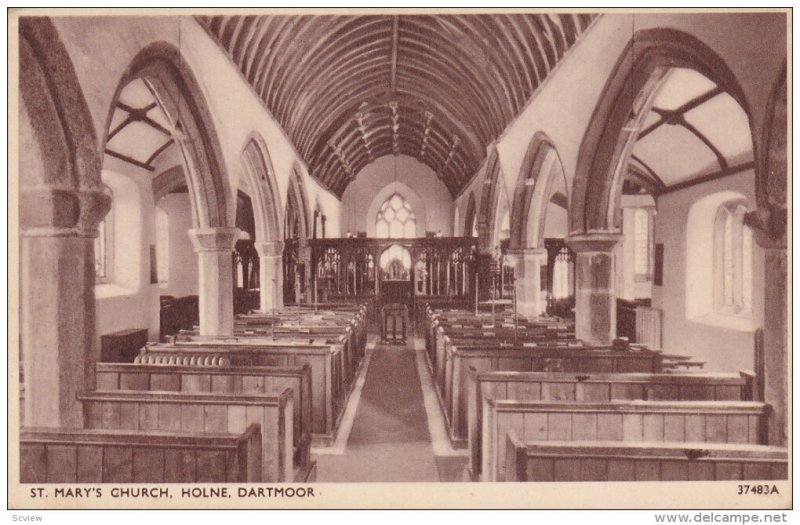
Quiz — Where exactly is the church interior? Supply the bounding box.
[17,11,788,485]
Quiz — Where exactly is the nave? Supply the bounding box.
[15,10,788,493]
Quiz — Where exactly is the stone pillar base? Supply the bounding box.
[189,228,239,336]
[566,233,621,345]
[507,248,548,317]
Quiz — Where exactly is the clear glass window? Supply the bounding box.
[376,193,416,239]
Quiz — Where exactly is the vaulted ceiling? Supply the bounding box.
[625,67,753,196]
[196,13,597,197]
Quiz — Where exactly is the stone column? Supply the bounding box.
[475,251,494,301]
[255,240,284,312]
[298,242,312,304]
[189,227,239,336]
[749,208,787,447]
[565,233,621,345]
[20,187,111,428]
[507,248,548,317]
[762,245,787,446]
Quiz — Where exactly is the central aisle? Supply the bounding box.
[314,341,441,481]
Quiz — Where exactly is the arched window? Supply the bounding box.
[155,207,169,285]
[94,185,114,282]
[714,201,752,315]
[375,193,416,239]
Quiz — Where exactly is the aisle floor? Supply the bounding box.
[314,339,467,482]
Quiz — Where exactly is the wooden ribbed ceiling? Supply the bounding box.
[197,13,597,196]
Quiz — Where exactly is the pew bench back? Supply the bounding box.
[504,432,788,482]
[95,362,312,469]
[139,343,346,440]
[78,389,293,482]
[480,396,770,481]
[20,425,262,483]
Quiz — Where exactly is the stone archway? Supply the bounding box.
[572,28,752,236]
[509,132,568,251]
[476,147,502,251]
[567,28,753,345]
[19,18,111,428]
[241,134,285,311]
[463,192,477,238]
[507,133,569,317]
[104,41,237,335]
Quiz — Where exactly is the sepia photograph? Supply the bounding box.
[7,6,792,512]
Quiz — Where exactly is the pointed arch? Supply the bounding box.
[285,162,311,241]
[572,28,753,235]
[152,165,187,203]
[476,146,502,250]
[752,63,787,241]
[103,41,232,229]
[509,132,569,249]
[19,17,110,231]
[241,133,283,243]
[365,181,426,237]
[18,17,111,428]
[463,191,477,238]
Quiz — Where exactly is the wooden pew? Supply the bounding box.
[437,344,663,445]
[21,425,261,483]
[467,368,757,473]
[179,328,361,388]
[479,395,770,481]
[432,331,585,395]
[78,389,295,482]
[424,312,575,374]
[504,432,788,482]
[138,341,346,443]
[95,362,312,472]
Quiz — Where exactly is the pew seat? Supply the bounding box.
[465,368,756,457]
[479,396,770,481]
[78,389,298,482]
[139,341,348,443]
[95,362,312,469]
[504,433,788,482]
[20,425,261,483]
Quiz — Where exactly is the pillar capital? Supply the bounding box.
[254,240,285,258]
[188,227,239,252]
[20,186,111,238]
[746,207,786,250]
[565,232,622,253]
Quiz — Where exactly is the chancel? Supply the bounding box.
[16,10,788,486]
